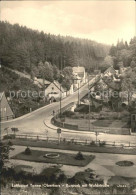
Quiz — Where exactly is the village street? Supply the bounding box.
[1,79,93,134]
[1,75,136,144]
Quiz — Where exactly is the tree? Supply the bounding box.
[100,55,114,72]
[130,60,136,69]
[61,66,73,90]
[0,142,11,171]
[109,45,117,56]
[121,71,135,104]
[52,65,60,80]
[11,127,19,135]
[38,61,54,82]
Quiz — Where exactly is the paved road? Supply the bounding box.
[1,81,91,135]
[1,77,136,144]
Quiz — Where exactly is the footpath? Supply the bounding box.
[43,115,136,147]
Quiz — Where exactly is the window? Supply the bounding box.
[132,114,136,121]
[52,87,54,90]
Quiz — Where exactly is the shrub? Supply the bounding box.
[62,110,75,117]
[116,160,134,167]
[75,151,84,160]
[99,141,106,147]
[8,141,13,146]
[24,147,31,155]
[90,141,96,146]
[3,134,15,140]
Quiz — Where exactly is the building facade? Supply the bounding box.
[0,92,14,121]
[131,111,136,133]
[72,66,86,85]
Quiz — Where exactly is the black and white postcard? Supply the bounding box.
[0,0,136,194]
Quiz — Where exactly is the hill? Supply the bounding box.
[0,21,109,75]
[0,67,47,117]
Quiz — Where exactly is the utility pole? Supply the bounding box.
[60,84,62,118]
[59,55,63,118]
[88,74,91,131]
[78,82,80,105]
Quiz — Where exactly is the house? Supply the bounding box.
[72,66,86,84]
[73,74,81,89]
[103,67,116,77]
[45,80,67,101]
[130,111,136,133]
[0,92,14,121]
[34,77,51,89]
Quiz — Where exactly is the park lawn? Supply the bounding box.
[92,120,113,127]
[12,150,95,167]
[65,118,128,128]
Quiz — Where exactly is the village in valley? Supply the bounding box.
[0,2,136,194]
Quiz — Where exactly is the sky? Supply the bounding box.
[0,1,135,45]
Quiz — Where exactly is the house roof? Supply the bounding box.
[34,78,51,88]
[53,80,66,92]
[104,67,116,74]
[73,66,85,73]
[46,80,66,92]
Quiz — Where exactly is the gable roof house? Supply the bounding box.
[103,67,117,77]
[73,66,86,84]
[0,92,14,121]
[45,80,67,101]
[34,77,51,89]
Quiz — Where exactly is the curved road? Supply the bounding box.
[1,81,90,135]
[1,78,136,144]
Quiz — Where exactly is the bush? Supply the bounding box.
[62,110,75,117]
[99,141,106,147]
[90,141,96,146]
[3,134,15,140]
[75,151,84,160]
[8,141,13,146]
[24,147,31,155]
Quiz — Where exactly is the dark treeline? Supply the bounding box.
[109,38,136,69]
[0,21,109,75]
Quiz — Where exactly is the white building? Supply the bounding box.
[72,66,86,85]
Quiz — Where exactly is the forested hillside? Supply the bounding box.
[0,21,109,75]
[0,66,47,117]
[109,38,136,69]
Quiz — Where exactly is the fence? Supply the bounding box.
[4,133,136,148]
[51,102,79,130]
[0,115,14,121]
